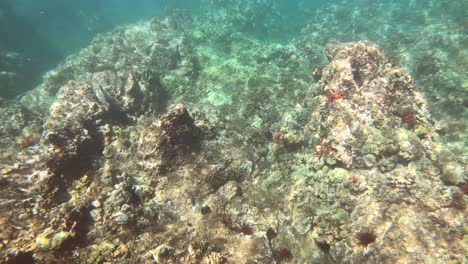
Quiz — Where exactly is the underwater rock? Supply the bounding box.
[35,228,70,251]
[300,0,467,157]
[88,70,161,118]
[266,40,466,263]
[0,3,465,263]
[41,68,163,179]
[138,104,200,172]
[41,81,107,178]
[307,40,432,168]
[441,161,464,185]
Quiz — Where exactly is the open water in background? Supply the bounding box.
[0,0,465,100]
[0,0,339,98]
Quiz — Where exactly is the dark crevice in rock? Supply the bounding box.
[351,63,363,87]
[6,250,34,264]
[60,206,93,250]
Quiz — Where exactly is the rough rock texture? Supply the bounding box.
[308,40,433,169]
[0,3,466,264]
[138,104,201,172]
[285,41,465,263]
[18,15,199,115]
[299,0,467,156]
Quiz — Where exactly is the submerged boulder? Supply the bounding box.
[42,69,161,178]
[308,41,434,169]
[138,104,201,172]
[278,40,466,263]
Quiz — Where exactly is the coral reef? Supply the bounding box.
[299,0,467,156]
[0,1,466,263]
[254,41,465,263]
[308,40,433,169]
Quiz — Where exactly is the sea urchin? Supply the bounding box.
[356,229,376,247]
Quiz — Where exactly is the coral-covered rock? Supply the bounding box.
[0,3,465,263]
[308,41,432,168]
[299,0,467,156]
[42,69,162,176]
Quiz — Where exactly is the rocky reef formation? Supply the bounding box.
[309,40,433,169]
[265,41,465,263]
[299,0,467,156]
[0,2,466,263]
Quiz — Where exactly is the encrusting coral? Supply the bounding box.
[0,2,465,263]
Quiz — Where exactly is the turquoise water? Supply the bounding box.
[1,1,465,100]
[2,0,465,127]
[0,0,335,94]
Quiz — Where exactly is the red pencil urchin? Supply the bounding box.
[220,212,233,229]
[325,90,344,104]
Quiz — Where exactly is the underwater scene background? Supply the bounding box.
[0,0,466,263]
